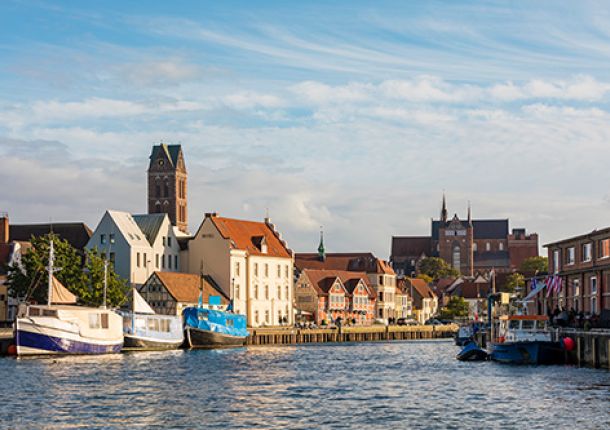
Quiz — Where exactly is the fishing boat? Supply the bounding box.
[489,315,564,365]
[120,288,183,350]
[183,306,248,348]
[14,240,123,356]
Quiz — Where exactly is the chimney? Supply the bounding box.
[0,213,8,244]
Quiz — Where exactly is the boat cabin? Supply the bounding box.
[496,315,551,343]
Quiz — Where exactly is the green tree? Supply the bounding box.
[519,256,548,274]
[7,234,128,307]
[439,296,469,319]
[505,272,525,294]
[418,257,460,280]
[416,273,433,284]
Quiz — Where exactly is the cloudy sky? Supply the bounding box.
[1,0,610,257]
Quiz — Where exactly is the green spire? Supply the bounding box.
[318,227,325,261]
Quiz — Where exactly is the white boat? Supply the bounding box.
[13,240,124,356]
[120,288,184,350]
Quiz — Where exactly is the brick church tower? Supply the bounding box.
[437,197,474,276]
[147,143,188,233]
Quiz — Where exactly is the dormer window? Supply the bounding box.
[252,235,268,254]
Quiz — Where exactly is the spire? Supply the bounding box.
[441,192,448,223]
[317,226,326,261]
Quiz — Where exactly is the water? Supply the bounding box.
[0,340,608,429]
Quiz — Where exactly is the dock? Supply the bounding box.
[557,329,610,370]
[246,324,458,346]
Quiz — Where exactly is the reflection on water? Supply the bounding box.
[1,341,609,429]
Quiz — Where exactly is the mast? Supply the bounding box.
[102,258,108,309]
[47,240,54,306]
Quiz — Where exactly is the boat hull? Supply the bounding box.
[185,327,246,349]
[15,320,123,356]
[490,341,564,365]
[456,341,488,361]
[123,334,183,351]
[455,336,473,346]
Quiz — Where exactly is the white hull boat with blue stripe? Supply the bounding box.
[15,304,124,356]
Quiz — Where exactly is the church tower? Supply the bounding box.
[147,143,188,233]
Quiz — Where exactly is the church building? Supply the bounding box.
[391,195,539,277]
[147,144,188,233]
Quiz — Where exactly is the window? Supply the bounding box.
[265,310,269,323]
[599,239,610,259]
[285,265,289,278]
[156,254,159,268]
[235,284,240,300]
[162,255,165,269]
[277,286,281,300]
[168,237,172,247]
[378,292,383,302]
[109,234,115,244]
[379,276,383,285]
[566,247,575,265]
[155,184,161,197]
[573,279,580,312]
[235,262,240,277]
[174,255,178,270]
[582,243,592,262]
[452,246,460,270]
[100,234,106,245]
[278,310,282,324]
[473,243,477,252]
[254,263,258,276]
[485,242,491,252]
[285,285,289,300]
[553,250,560,274]
[590,277,597,295]
[254,285,258,299]
[265,285,269,299]
[137,253,141,268]
[265,264,269,277]
[499,242,504,251]
[277,265,281,278]
[162,237,166,246]
[164,182,169,197]
[255,310,259,323]
[110,252,115,264]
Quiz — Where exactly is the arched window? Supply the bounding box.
[452,245,461,270]
[164,181,169,197]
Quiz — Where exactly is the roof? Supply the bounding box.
[149,144,183,168]
[448,280,491,299]
[301,269,374,298]
[391,236,431,258]
[295,252,394,275]
[208,215,291,258]
[149,271,228,304]
[132,213,167,245]
[544,226,610,247]
[432,219,509,240]
[10,223,92,250]
[408,278,437,299]
[473,251,510,267]
[104,210,150,248]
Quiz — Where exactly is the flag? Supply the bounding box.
[554,276,562,294]
[545,276,554,297]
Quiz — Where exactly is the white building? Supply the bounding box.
[86,210,181,286]
[187,213,294,327]
[407,278,439,324]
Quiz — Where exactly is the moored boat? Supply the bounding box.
[456,340,488,361]
[13,240,123,356]
[121,288,183,351]
[489,315,563,365]
[183,307,248,349]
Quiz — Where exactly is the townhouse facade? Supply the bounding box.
[294,269,376,325]
[545,227,610,315]
[86,210,182,286]
[187,213,294,327]
[404,278,438,323]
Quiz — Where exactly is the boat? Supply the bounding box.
[120,288,184,351]
[489,315,564,365]
[14,240,123,356]
[456,340,488,361]
[183,306,248,348]
[455,322,484,346]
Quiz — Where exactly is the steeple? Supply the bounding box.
[441,192,448,223]
[317,227,326,261]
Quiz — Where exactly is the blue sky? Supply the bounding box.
[1,0,610,257]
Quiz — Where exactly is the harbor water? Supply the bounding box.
[0,340,608,429]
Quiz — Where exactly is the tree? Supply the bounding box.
[439,296,469,319]
[418,257,460,280]
[7,234,129,308]
[505,272,525,294]
[519,256,548,274]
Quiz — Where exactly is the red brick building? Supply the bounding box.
[294,269,376,325]
[391,195,538,277]
[545,227,610,315]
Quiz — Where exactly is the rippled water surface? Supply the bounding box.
[0,340,608,429]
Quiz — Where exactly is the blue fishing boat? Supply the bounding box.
[489,315,564,365]
[183,307,248,348]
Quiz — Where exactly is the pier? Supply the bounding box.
[556,329,610,370]
[246,325,457,346]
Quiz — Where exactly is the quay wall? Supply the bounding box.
[557,329,610,370]
[246,325,457,346]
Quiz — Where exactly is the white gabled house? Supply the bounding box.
[86,210,181,286]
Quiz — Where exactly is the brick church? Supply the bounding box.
[391,195,538,277]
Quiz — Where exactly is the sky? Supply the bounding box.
[1,0,610,258]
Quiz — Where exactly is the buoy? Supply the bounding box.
[562,337,575,352]
[7,344,17,356]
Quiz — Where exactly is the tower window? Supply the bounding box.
[156,184,161,197]
[164,182,169,197]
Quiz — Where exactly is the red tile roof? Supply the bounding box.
[301,269,375,299]
[408,278,436,299]
[295,252,395,275]
[209,215,291,258]
[151,272,229,304]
